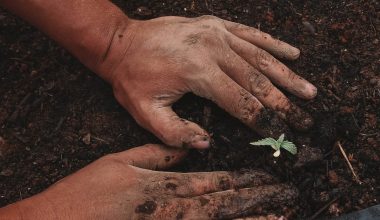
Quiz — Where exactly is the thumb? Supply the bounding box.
[115,144,188,170]
[135,104,211,149]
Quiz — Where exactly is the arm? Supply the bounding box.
[0,0,131,83]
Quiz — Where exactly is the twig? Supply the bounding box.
[12,133,28,144]
[369,16,377,36]
[336,141,362,184]
[350,113,360,130]
[47,117,66,138]
[54,117,65,132]
[219,135,231,144]
[92,136,110,145]
[309,196,340,220]
[359,132,378,137]
[286,0,302,17]
[8,93,32,121]
[8,57,33,65]
[204,0,209,10]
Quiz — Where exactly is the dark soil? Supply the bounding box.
[1,0,379,219]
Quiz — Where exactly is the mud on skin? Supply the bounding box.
[143,170,279,198]
[230,170,278,189]
[199,184,299,219]
[135,200,158,214]
[135,171,296,219]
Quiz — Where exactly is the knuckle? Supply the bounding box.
[261,32,273,40]
[135,200,158,217]
[198,15,225,31]
[183,30,225,48]
[287,71,298,83]
[213,173,232,191]
[201,67,220,85]
[144,175,181,195]
[256,49,274,71]
[237,89,261,123]
[247,68,261,88]
[274,38,283,47]
[259,83,274,97]
[163,180,181,193]
[95,154,134,176]
[251,74,273,95]
[231,22,245,30]
[277,97,290,111]
[151,199,189,219]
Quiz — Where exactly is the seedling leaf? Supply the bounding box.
[278,133,285,143]
[281,141,297,155]
[250,134,297,157]
[250,138,278,150]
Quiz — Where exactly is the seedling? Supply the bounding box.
[250,134,297,157]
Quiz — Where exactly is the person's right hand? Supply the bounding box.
[103,15,317,149]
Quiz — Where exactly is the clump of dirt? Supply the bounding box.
[0,0,379,219]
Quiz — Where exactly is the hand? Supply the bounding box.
[107,16,317,149]
[1,144,298,219]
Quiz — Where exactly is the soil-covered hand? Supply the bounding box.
[1,0,316,149]
[1,144,298,219]
[107,16,317,149]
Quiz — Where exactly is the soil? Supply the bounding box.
[0,0,379,219]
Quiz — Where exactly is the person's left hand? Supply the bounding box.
[2,144,298,219]
[104,16,317,149]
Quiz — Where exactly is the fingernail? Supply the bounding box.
[192,135,210,149]
[287,46,300,60]
[304,83,318,99]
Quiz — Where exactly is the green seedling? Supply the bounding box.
[250,134,297,157]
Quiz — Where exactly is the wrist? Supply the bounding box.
[0,0,136,84]
[93,18,139,84]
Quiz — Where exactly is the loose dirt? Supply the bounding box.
[1,0,379,219]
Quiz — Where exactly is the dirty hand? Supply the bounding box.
[0,144,298,219]
[1,0,317,149]
[107,16,317,149]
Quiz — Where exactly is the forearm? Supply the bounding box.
[0,193,56,220]
[0,0,133,82]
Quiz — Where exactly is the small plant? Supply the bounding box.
[250,134,297,157]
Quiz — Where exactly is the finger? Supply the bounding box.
[219,49,313,131]
[147,184,298,219]
[227,34,317,100]
[192,67,291,138]
[114,144,187,170]
[223,20,300,60]
[148,170,277,197]
[135,103,210,149]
